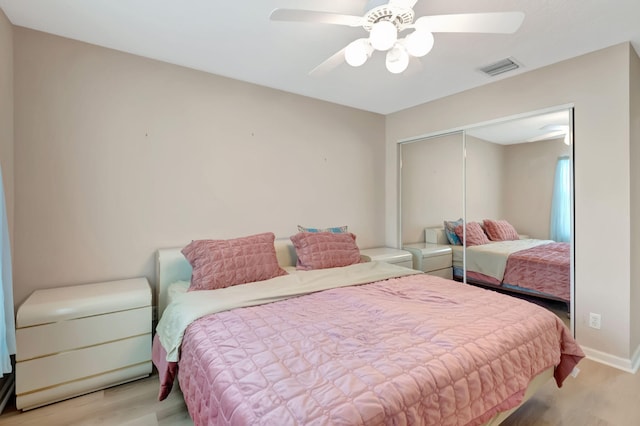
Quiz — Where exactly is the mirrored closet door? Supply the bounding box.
[400,132,464,279]
[399,107,574,333]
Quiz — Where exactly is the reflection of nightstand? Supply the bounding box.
[360,247,414,269]
[402,243,453,278]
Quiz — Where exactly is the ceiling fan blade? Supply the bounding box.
[414,12,525,34]
[528,130,566,142]
[541,124,569,132]
[309,47,347,76]
[270,9,365,27]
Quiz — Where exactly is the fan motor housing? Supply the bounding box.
[363,6,415,31]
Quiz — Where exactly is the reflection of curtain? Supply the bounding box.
[0,167,15,376]
[550,156,571,242]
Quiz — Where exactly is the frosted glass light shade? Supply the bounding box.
[369,20,397,51]
[405,30,434,57]
[345,39,372,67]
[386,44,409,74]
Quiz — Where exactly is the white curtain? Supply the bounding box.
[549,156,571,243]
[0,167,15,376]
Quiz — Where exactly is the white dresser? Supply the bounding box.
[15,278,152,410]
[360,247,414,268]
[402,243,453,278]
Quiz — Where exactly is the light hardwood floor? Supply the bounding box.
[0,358,638,425]
[0,374,192,426]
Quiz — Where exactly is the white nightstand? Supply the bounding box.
[15,278,152,410]
[360,247,414,269]
[402,243,453,278]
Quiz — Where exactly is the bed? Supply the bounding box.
[427,226,570,306]
[152,232,583,426]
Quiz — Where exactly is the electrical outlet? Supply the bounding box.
[589,312,601,329]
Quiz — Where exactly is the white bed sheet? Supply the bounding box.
[157,261,421,361]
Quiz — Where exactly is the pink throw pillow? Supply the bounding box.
[182,232,288,291]
[483,219,520,241]
[290,232,361,271]
[454,222,491,247]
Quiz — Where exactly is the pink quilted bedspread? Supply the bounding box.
[157,273,583,425]
[502,242,570,301]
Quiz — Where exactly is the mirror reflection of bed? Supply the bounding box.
[399,108,573,328]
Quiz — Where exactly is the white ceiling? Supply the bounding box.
[1,0,639,115]
[466,109,570,145]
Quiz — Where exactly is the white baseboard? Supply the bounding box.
[582,345,640,373]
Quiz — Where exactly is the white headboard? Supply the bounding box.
[155,239,297,318]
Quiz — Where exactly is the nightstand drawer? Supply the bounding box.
[403,243,453,274]
[17,306,151,361]
[360,247,414,269]
[427,267,453,279]
[16,334,151,394]
[422,255,452,272]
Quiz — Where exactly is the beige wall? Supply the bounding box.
[503,138,571,239]
[630,46,640,359]
[0,9,13,242]
[12,28,386,308]
[386,43,636,363]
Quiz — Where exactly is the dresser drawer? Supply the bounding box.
[17,306,151,361]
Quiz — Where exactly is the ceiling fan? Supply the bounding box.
[529,124,571,145]
[270,0,525,75]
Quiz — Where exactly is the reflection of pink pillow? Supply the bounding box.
[454,222,490,246]
[290,232,361,271]
[483,219,520,241]
[182,232,287,291]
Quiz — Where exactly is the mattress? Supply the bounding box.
[154,262,583,426]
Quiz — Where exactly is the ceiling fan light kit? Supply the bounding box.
[369,20,398,51]
[405,30,434,57]
[386,44,410,74]
[345,38,373,67]
[270,1,525,75]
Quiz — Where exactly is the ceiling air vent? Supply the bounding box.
[479,57,520,77]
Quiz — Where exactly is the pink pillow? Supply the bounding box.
[483,219,520,241]
[290,232,361,271]
[182,232,288,291]
[454,222,490,247]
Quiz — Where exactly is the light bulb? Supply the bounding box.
[369,20,397,51]
[386,44,409,74]
[405,30,434,57]
[345,39,372,67]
